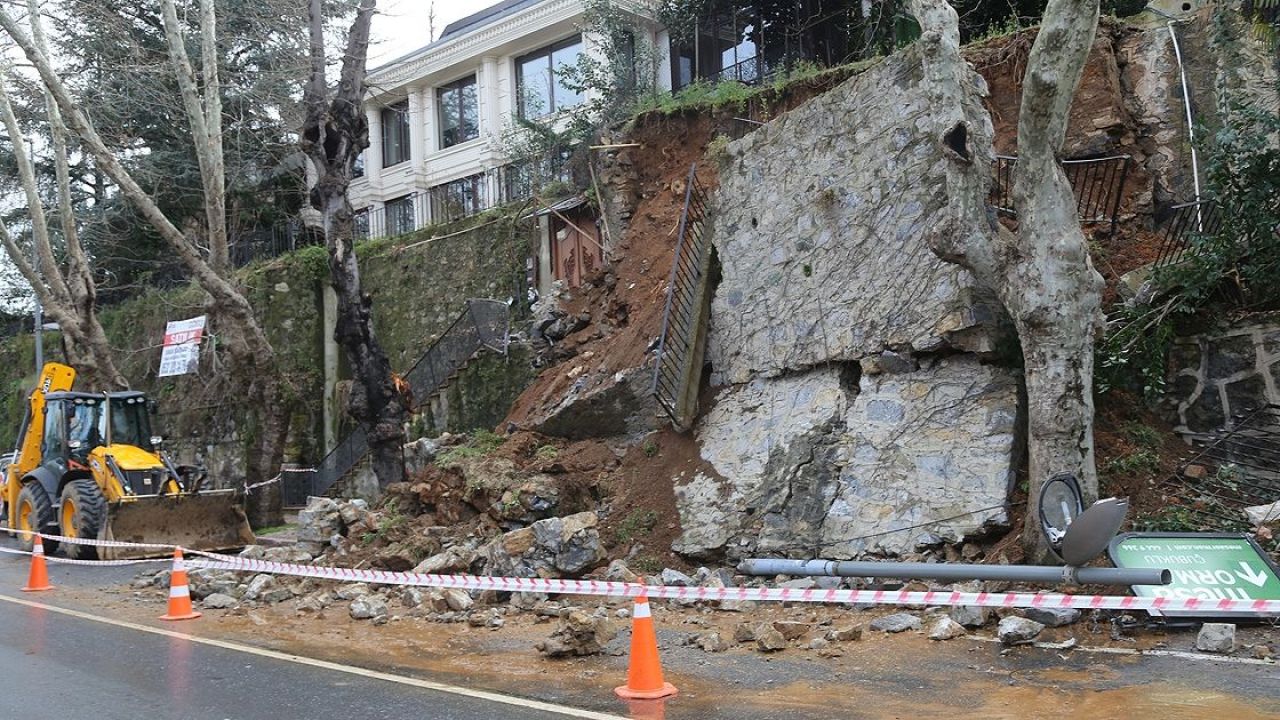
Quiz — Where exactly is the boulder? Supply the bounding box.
[335,583,371,601]
[756,627,788,652]
[677,360,1017,560]
[483,511,605,578]
[413,547,477,575]
[949,605,991,628]
[1195,623,1236,654]
[733,623,756,643]
[928,617,966,641]
[442,588,474,612]
[870,613,922,633]
[242,574,276,602]
[1024,607,1081,628]
[605,559,639,583]
[997,616,1044,645]
[708,48,1001,384]
[826,625,863,642]
[696,633,729,653]
[660,568,695,587]
[349,595,388,620]
[297,496,343,544]
[403,438,440,478]
[772,621,811,641]
[202,593,239,610]
[535,611,617,657]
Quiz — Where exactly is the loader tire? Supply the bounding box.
[59,479,106,561]
[17,483,58,554]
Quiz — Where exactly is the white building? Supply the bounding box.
[351,0,669,240]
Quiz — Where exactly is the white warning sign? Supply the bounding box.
[158,315,206,377]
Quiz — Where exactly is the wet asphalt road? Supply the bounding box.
[0,545,613,720]
[0,596,612,720]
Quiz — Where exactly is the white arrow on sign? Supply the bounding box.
[1237,562,1269,588]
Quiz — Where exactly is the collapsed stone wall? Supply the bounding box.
[677,46,1022,560]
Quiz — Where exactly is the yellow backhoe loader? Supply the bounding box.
[2,363,254,560]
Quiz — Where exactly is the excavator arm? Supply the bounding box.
[4,363,75,526]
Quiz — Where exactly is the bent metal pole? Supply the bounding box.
[738,559,1171,587]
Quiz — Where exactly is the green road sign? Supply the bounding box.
[1109,532,1280,618]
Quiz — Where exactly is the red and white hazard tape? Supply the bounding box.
[8,530,1280,614]
[0,545,168,567]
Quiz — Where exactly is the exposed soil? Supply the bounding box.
[502,113,721,433]
[1094,389,1196,525]
[384,23,1223,575]
[968,20,1169,304]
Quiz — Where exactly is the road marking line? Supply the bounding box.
[0,593,628,720]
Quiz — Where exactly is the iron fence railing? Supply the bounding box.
[1152,199,1223,270]
[1158,404,1280,533]
[298,298,510,501]
[992,154,1131,235]
[652,163,712,430]
[354,165,543,241]
[230,220,321,268]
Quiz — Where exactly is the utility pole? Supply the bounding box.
[33,295,42,373]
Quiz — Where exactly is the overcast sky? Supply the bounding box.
[370,0,496,66]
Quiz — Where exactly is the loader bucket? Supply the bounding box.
[98,490,256,560]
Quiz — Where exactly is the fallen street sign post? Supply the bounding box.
[1109,532,1280,618]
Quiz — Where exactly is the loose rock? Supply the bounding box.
[997,616,1044,645]
[870,613,922,633]
[1195,623,1236,654]
[826,625,863,642]
[756,627,788,652]
[350,595,388,620]
[1023,607,1081,628]
[202,593,238,610]
[928,617,966,641]
[535,610,617,657]
[772,620,811,641]
[442,588,474,612]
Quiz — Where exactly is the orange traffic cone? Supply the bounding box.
[160,549,202,621]
[21,534,54,592]
[614,595,677,700]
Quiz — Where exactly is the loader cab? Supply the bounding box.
[41,392,104,467]
[102,392,155,452]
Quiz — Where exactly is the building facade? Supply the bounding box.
[350,0,668,241]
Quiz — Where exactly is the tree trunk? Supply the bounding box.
[0,3,287,523]
[302,0,405,489]
[906,0,1104,560]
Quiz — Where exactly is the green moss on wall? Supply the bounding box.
[0,207,537,466]
[440,343,538,434]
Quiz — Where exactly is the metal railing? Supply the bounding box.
[992,154,1131,235]
[230,220,321,268]
[354,164,545,241]
[294,299,511,501]
[1152,199,1223,270]
[1159,404,1280,532]
[652,164,713,431]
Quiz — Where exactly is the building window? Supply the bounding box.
[353,152,365,179]
[438,75,479,149]
[386,194,417,236]
[381,100,410,168]
[516,36,584,119]
[430,174,486,224]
